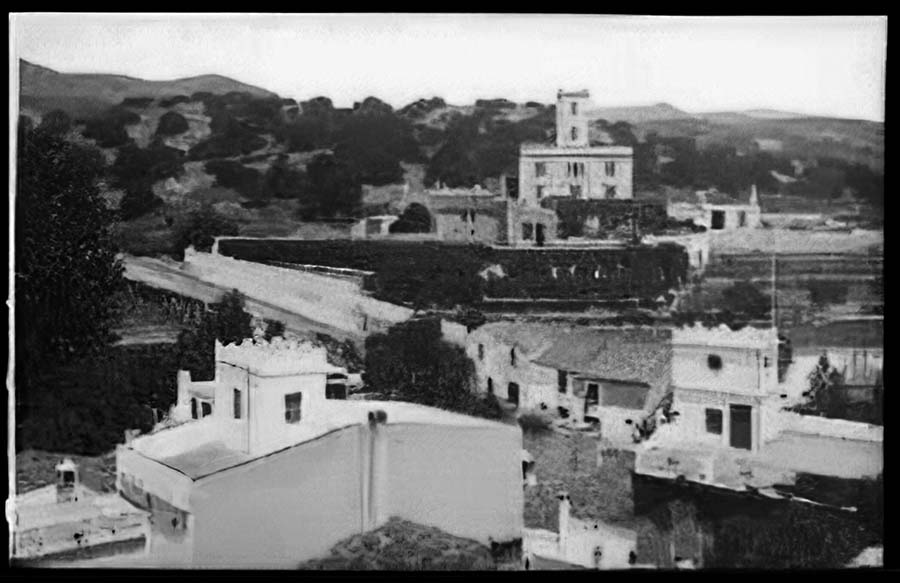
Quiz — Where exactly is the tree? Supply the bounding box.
[302,153,362,218]
[38,109,72,135]
[720,280,771,321]
[389,203,432,233]
[15,124,125,421]
[172,206,240,257]
[174,290,254,381]
[264,319,286,341]
[156,111,190,136]
[263,154,306,199]
[363,318,501,419]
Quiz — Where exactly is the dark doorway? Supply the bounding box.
[738,211,747,227]
[190,398,198,419]
[200,402,212,417]
[508,383,520,407]
[487,377,494,394]
[711,210,726,230]
[729,404,752,450]
[585,383,600,415]
[536,223,546,247]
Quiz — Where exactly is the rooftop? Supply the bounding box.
[672,323,779,350]
[215,337,345,377]
[15,484,147,531]
[129,400,507,481]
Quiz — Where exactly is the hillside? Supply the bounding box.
[587,102,693,124]
[18,59,278,120]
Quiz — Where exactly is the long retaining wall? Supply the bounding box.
[184,248,414,337]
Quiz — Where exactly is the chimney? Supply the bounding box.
[55,458,80,504]
[750,184,759,207]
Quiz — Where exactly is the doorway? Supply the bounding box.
[536,223,546,247]
[711,210,726,230]
[729,405,752,450]
[508,383,520,407]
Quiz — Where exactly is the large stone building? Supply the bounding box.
[517,90,634,206]
[116,338,524,568]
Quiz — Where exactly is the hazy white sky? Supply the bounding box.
[12,14,887,121]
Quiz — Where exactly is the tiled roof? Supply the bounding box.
[533,328,672,395]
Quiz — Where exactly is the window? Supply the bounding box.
[738,211,747,227]
[478,344,485,361]
[764,356,770,367]
[705,408,723,434]
[558,370,568,394]
[571,102,578,115]
[605,162,616,176]
[605,185,617,198]
[190,398,198,420]
[536,185,544,199]
[586,383,600,406]
[522,223,534,240]
[535,162,546,177]
[566,162,572,177]
[487,378,494,394]
[201,402,212,417]
[62,471,75,485]
[285,392,303,423]
[571,127,578,141]
[510,348,517,366]
[707,354,723,370]
[573,163,579,178]
[570,185,582,198]
[233,388,242,419]
[508,383,520,406]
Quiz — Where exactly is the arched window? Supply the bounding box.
[571,127,578,141]
[487,377,494,394]
[510,348,517,367]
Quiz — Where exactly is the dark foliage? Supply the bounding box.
[119,188,164,221]
[15,125,126,446]
[38,109,72,135]
[17,344,180,455]
[110,140,184,200]
[263,154,307,199]
[720,280,771,321]
[83,107,140,148]
[263,319,286,341]
[155,111,190,136]
[172,206,240,257]
[120,96,156,108]
[389,203,433,233]
[300,153,363,218]
[542,199,668,239]
[204,159,264,200]
[159,95,191,108]
[363,319,501,419]
[216,239,688,310]
[174,290,253,381]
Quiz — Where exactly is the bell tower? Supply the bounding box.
[556,89,591,148]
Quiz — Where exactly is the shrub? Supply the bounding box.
[389,203,432,233]
[120,96,155,108]
[172,207,239,257]
[204,159,264,200]
[518,412,553,434]
[119,188,164,221]
[156,111,190,136]
[38,109,72,135]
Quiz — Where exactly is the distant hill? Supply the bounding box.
[698,109,810,122]
[18,59,279,120]
[587,102,694,124]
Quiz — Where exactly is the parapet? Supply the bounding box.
[215,337,343,377]
[672,323,778,350]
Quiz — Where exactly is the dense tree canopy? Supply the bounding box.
[364,318,502,419]
[174,290,254,381]
[15,124,126,430]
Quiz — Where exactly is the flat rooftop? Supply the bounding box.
[131,400,509,480]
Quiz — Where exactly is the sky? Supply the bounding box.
[12,14,887,121]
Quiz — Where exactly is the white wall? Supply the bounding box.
[672,344,776,395]
[467,330,558,411]
[190,425,366,568]
[385,423,524,546]
[183,249,413,336]
[248,372,328,455]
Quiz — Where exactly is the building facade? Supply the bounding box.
[517,90,634,206]
[117,338,524,568]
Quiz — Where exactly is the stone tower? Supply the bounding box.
[556,89,591,148]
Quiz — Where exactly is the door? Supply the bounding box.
[711,210,726,230]
[508,383,520,407]
[536,223,546,247]
[729,405,752,450]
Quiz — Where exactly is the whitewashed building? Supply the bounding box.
[116,337,524,568]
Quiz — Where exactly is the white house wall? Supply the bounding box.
[189,424,366,569]
[385,423,525,546]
